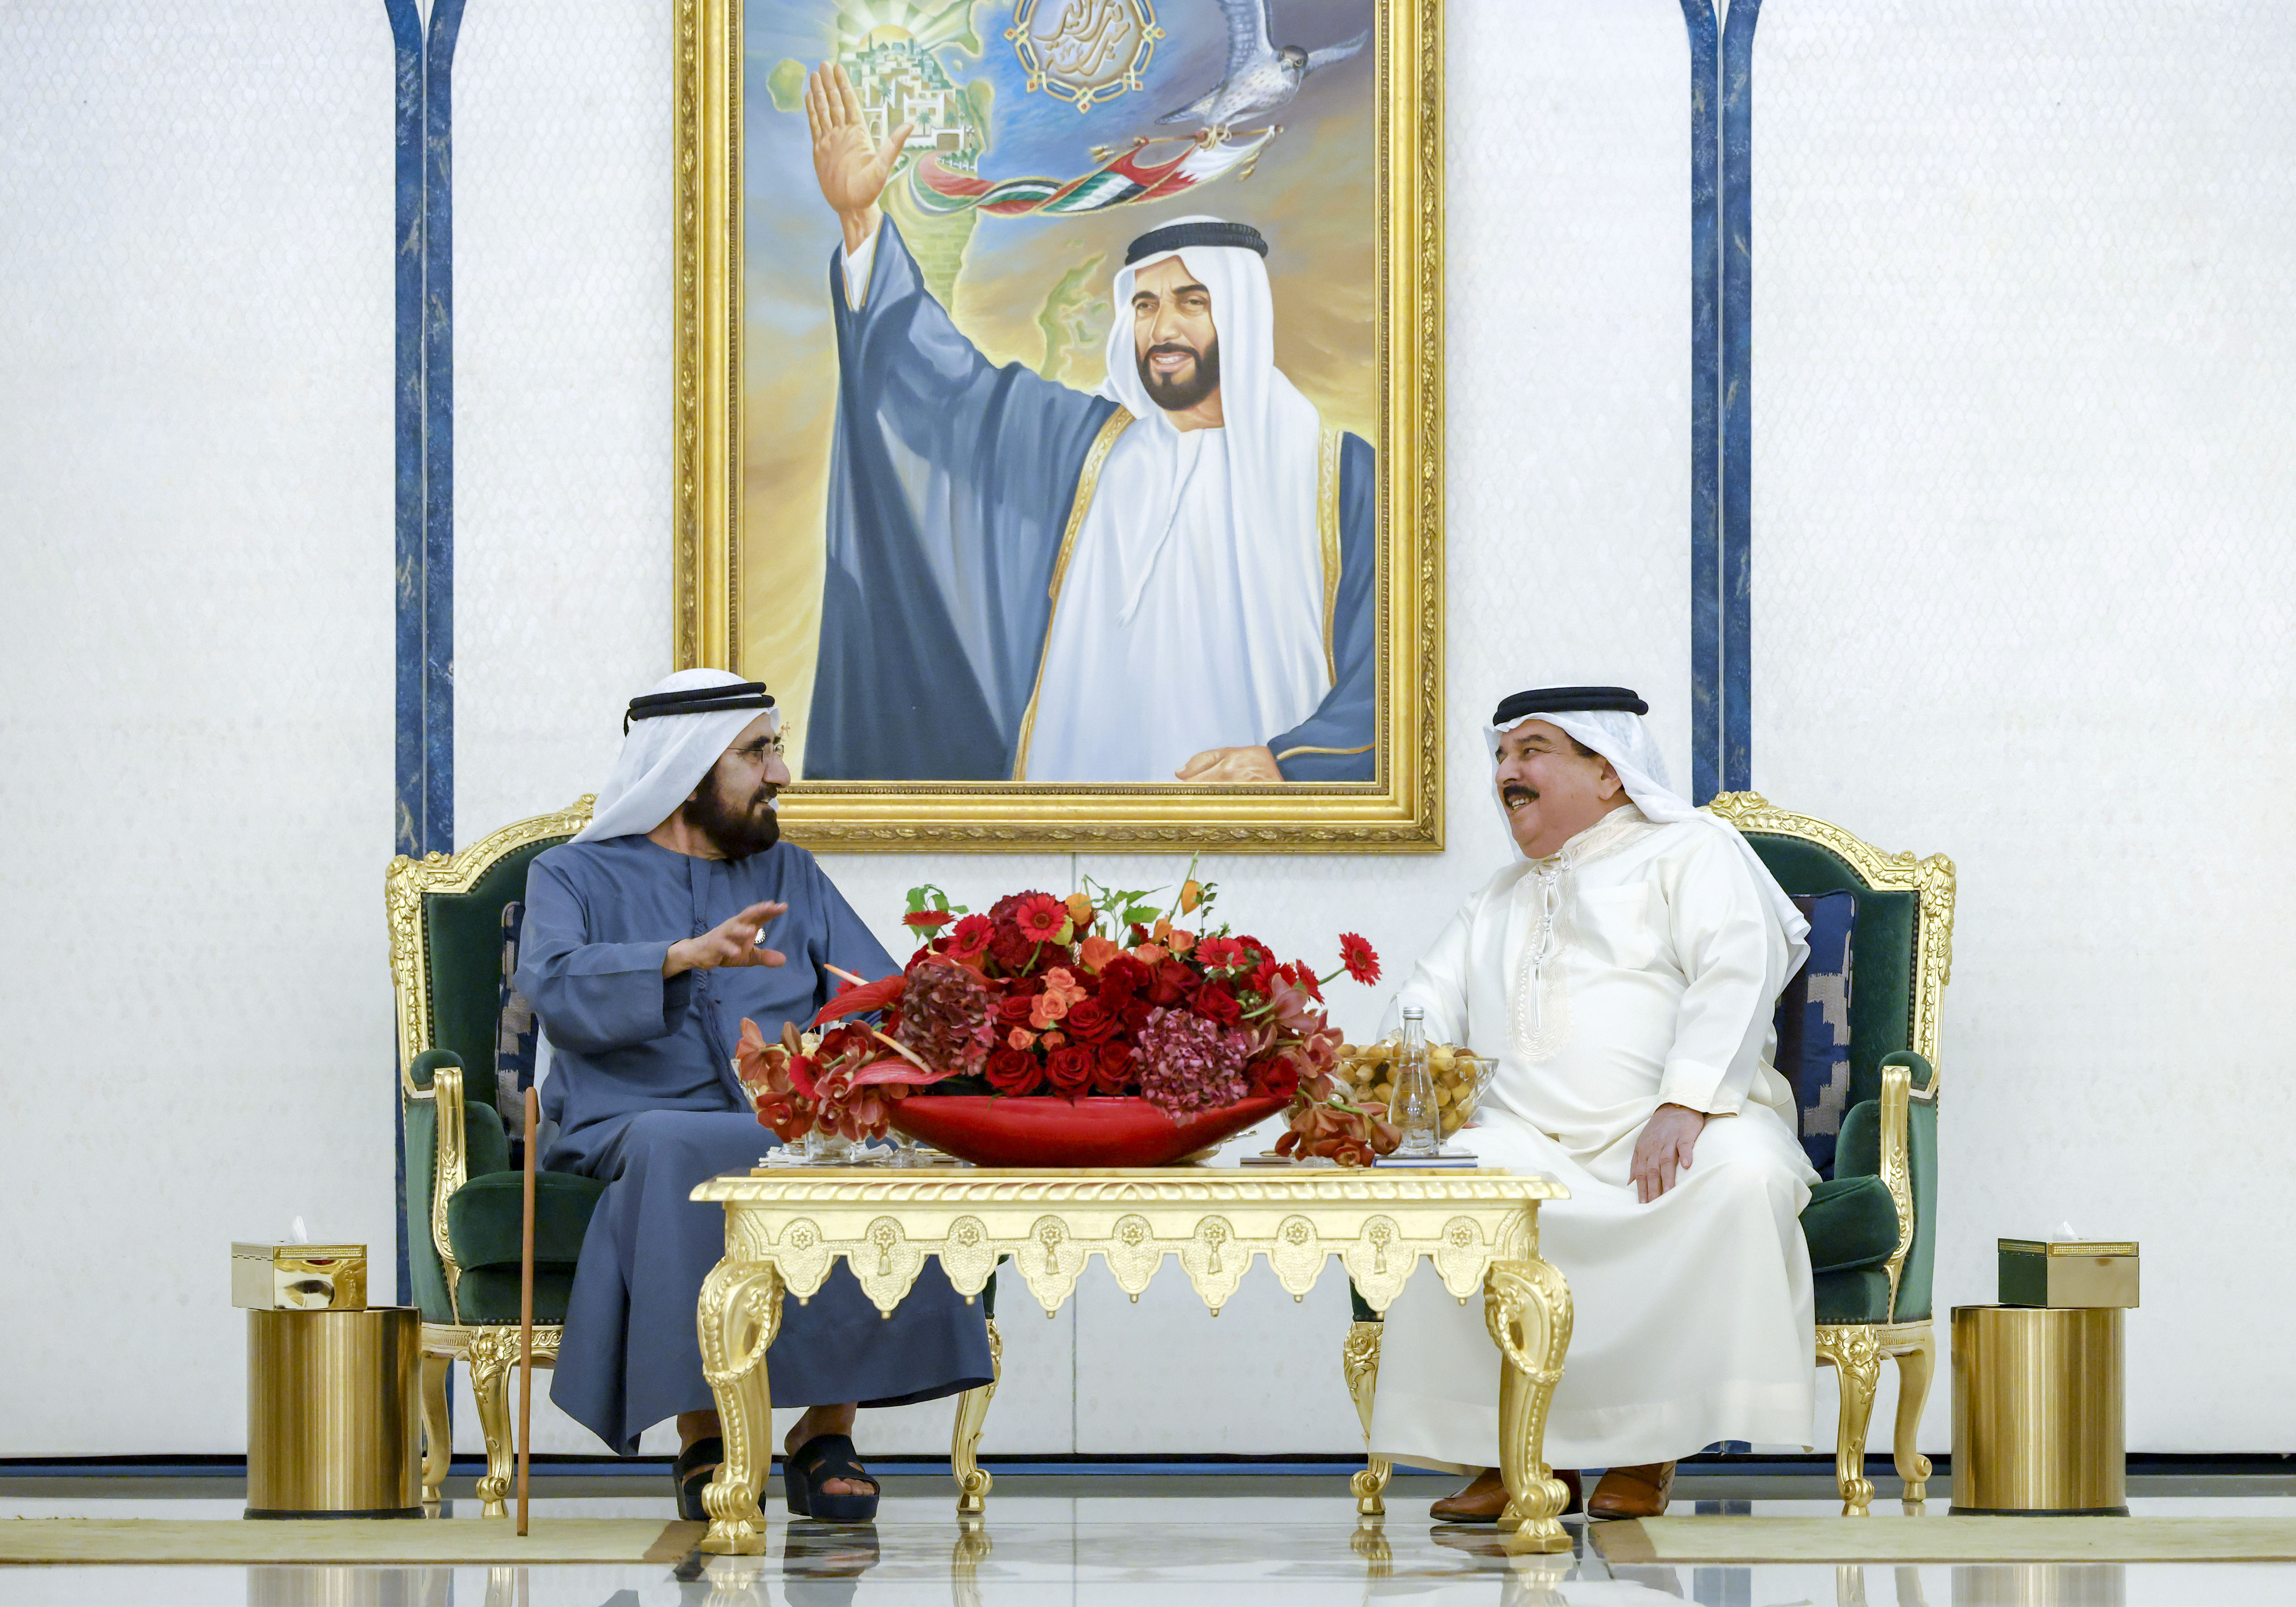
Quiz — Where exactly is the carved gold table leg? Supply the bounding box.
[952,1317,1001,1517]
[1484,1255,1574,1555]
[1343,1320,1392,1516]
[698,1256,784,1556]
[1892,1325,1936,1504]
[1817,1325,1882,1515]
[465,1330,518,1517]
[418,1349,452,1507]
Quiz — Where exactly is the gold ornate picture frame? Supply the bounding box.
[674,0,1441,851]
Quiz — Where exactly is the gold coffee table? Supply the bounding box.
[689,1166,1572,1556]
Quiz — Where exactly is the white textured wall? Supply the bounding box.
[1753,0,2296,1452]
[0,1,397,1453]
[8,0,2287,1464]
[451,0,676,840]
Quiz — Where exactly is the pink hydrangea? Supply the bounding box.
[894,958,998,1074]
[1133,1005,1249,1118]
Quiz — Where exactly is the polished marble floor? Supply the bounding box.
[4,1472,2293,1606]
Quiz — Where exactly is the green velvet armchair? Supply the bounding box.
[388,796,606,1514]
[1343,794,1953,1518]
[1713,792,1952,1514]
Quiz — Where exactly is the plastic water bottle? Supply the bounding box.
[1393,1007,1440,1157]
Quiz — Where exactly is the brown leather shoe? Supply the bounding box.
[1429,1467,1582,1524]
[1585,1461,1675,1520]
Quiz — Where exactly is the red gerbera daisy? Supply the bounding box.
[1011,893,1069,943]
[903,908,957,931]
[1194,935,1247,971]
[1339,932,1381,986]
[943,913,994,960]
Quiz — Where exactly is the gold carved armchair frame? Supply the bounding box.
[387,797,596,1514]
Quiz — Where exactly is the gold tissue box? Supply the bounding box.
[232,1243,368,1311]
[1998,1239,2139,1309]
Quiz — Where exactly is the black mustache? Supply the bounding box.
[1500,783,1538,806]
[1145,342,1199,361]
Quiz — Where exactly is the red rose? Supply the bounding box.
[1253,1059,1302,1100]
[1063,995,1120,1042]
[1148,957,1196,1007]
[1339,932,1381,986]
[995,993,1037,1027]
[1193,982,1242,1027]
[1045,1044,1094,1094]
[943,914,994,961]
[986,1047,1044,1095]
[1092,1041,1135,1094]
[1097,954,1150,1000]
[1121,999,1155,1035]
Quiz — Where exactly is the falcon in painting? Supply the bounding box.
[1158,0,1369,143]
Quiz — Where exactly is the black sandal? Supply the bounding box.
[673,1435,723,1521]
[782,1432,880,1523]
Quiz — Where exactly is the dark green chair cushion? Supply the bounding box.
[1834,1068,1938,1321]
[1815,1266,1893,1325]
[1801,1173,1898,1275]
[447,1170,609,1273]
[453,1267,578,1326]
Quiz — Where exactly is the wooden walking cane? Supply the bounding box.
[517,1086,539,1536]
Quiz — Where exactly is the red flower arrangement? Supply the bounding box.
[734,869,1400,1164]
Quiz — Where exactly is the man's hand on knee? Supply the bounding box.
[1630,1103,1709,1203]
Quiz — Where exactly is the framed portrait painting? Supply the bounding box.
[674,0,1441,850]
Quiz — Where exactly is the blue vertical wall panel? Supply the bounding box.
[1680,1,1722,802]
[1720,0,1761,794]
[385,0,464,1311]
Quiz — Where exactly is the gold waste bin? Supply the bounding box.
[245,1306,421,1518]
[1951,1305,2126,1515]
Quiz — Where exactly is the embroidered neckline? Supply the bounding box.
[1509,805,1657,1064]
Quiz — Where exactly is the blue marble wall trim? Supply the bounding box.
[1720,0,1761,794]
[386,0,465,1308]
[389,0,461,861]
[1679,0,1722,803]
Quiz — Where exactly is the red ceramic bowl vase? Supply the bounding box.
[887,1093,1290,1169]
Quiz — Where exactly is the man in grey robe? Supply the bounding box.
[519,667,992,1515]
[800,62,1377,784]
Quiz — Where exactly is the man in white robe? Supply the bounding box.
[800,63,1375,784]
[1369,686,1818,1521]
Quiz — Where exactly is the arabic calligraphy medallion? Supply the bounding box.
[1008,0,1162,112]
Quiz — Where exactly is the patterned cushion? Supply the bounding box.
[1775,889,1856,1177]
[495,901,540,1167]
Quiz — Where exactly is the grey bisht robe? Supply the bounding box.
[807,220,1379,782]
[517,834,993,1454]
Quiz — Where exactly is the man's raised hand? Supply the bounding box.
[663,901,789,978]
[804,63,912,253]
[1630,1103,1709,1204]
